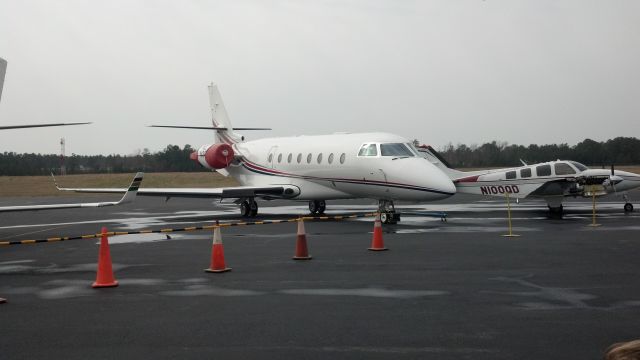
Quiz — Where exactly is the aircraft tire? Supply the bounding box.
[380,213,389,224]
[318,200,326,214]
[624,203,634,212]
[380,212,399,224]
[240,201,251,217]
[548,205,563,215]
[392,213,401,223]
[249,200,259,217]
[309,200,318,214]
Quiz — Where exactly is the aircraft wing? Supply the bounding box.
[55,182,301,200]
[0,172,143,213]
[0,122,91,130]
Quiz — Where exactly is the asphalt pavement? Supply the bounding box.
[1,192,639,359]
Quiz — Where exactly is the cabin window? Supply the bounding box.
[307,153,312,164]
[328,153,334,164]
[287,153,292,163]
[569,161,588,172]
[520,168,532,178]
[358,143,378,156]
[297,153,302,163]
[536,164,551,176]
[340,153,346,164]
[380,143,414,157]
[278,153,282,163]
[554,163,576,175]
[506,171,516,179]
[317,153,323,164]
[268,154,273,163]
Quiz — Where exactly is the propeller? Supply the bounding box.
[607,163,623,193]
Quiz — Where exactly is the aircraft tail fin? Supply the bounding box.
[208,83,242,145]
[149,83,270,145]
[0,57,7,103]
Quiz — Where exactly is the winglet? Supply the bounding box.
[51,172,61,190]
[116,172,144,204]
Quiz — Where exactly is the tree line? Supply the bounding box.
[0,137,638,176]
[0,145,202,176]
[435,137,640,168]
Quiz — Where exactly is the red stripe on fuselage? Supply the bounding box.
[241,159,440,191]
[454,175,479,183]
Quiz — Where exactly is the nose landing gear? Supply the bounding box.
[309,200,326,215]
[623,194,634,213]
[378,199,401,224]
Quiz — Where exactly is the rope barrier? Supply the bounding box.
[0,212,381,246]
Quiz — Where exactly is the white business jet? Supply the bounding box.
[418,145,640,215]
[57,83,456,223]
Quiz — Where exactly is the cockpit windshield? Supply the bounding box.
[380,143,415,157]
[569,161,588,171]
[358,143,378,156]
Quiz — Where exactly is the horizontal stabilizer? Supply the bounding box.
[150,125,271,131]
[0,122,91,130]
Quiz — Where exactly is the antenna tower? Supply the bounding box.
[60,137,66,175]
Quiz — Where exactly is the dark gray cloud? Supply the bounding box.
[0,0,638,155]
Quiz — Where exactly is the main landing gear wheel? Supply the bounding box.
[624,203,634,212]
[309,200,326,215]
[547,205,563,214]
[547,205,564,219]
[249,200,258,217]
[240,199,259,217]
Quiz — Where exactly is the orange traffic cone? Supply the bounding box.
[293,217,312,260]
[368,213,388,251]
[92,227,119,288]
[205,224,231,273]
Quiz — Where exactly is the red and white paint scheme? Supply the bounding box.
[58,83,456,223]
[418,145,640,215]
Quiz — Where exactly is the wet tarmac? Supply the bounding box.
[1,192,639,359]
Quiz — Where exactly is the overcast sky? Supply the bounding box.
[0,0,638,155]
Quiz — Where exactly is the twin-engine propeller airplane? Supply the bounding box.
[418,145,640,215]
[57,83,456,223]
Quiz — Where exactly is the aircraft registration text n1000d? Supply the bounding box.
[480,185,520,195]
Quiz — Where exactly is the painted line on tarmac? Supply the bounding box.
[0,213,378,246]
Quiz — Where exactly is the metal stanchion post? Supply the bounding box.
[502,192,520,237]
[588,189,601,227]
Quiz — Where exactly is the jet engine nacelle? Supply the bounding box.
[191,143,235,169]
